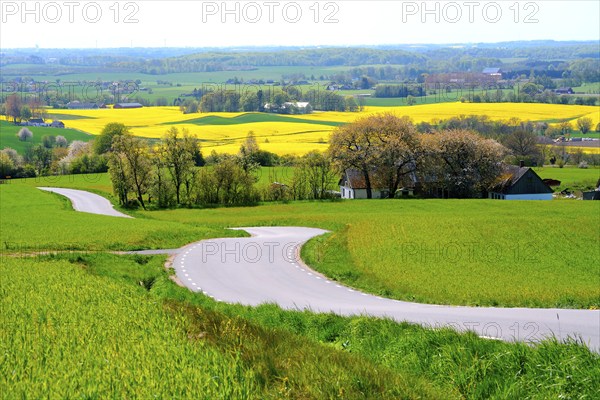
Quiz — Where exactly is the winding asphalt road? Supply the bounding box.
[175,227,600,350]
[40,187,600,350]
[38,187,131,218]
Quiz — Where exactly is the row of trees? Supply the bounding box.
[107,127,337,209]
[462,88,598,106]
[3,94,47,124]
[0,139,107,179]
[415,115,600,167]
[374,84,426,98]
[415,115,599,138]
[17,128,69,147]
[180,88,364,114]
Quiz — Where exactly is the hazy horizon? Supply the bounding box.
[2,39,599,52]
[1,1,598,49]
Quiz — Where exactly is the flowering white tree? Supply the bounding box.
[17,128,33,142]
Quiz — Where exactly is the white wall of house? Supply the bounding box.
[343,188,385,199]
[340,186,353,199]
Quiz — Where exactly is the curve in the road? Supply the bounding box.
[174,226,600,351]
[35,187,599,350]
[38,187,131,218]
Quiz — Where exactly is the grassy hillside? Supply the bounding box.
[0,120,92,154]
[138,198,600,309]
[2,178,599,398]
[535,166,600,191]
[2,255,447,399]
[7,177,599,309]
[0,184,239,251]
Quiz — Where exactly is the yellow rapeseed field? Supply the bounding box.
[558,145,600,155]
[48,103,599,155]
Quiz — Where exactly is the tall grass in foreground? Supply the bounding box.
[0,258,256,399]
[101,253,600,399]
[2,252,598,398]
[0,256,447,399]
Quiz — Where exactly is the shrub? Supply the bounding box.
[17,128,33,142]
[55,135,68,147]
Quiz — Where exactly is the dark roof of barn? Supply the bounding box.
[489,165,553,194]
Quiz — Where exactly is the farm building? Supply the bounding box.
[488,163,553,200]
[482,67,503,77]
[583,191,600,200]
[67,101,100,109]
[339,169,389,199]
[113,102,143,109]
[582,179,600,200]
[50,120,65,128]
[554,87,574,95]
[25,118,48,127]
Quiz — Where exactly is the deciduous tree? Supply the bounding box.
[576,117,593,134]
[160,127,199,205]
[371,114,421,196]
[5,94,22,124]
[501,130,542,166]
[328,115,379,198]
[111,134,152,209]
[328,113,420,198]
[420,130,506,198]
[94,122,130,154]
[17,128,33,142]
[299,151,337,199]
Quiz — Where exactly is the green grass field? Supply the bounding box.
[0,184,240,251]
[2,254,452,399]
[568,132,600,139]
[0,120,92,154]
[137,198,600,309]
[2,176,600,398]
[535,166,600,191]
[8,174,600,309]
[167,112,344,128]
[572,82,600,94]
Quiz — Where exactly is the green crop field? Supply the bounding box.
[0,184,238,251]
[569,132,600,139]
[0,257,258,399]
[3,254,457,399]
[6,254,598,399]
[136,198,600,309]
[9,173,600,309]
[0,120,93,154]
[2,176,600,398]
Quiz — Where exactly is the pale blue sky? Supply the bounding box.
[1,1,598,48]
